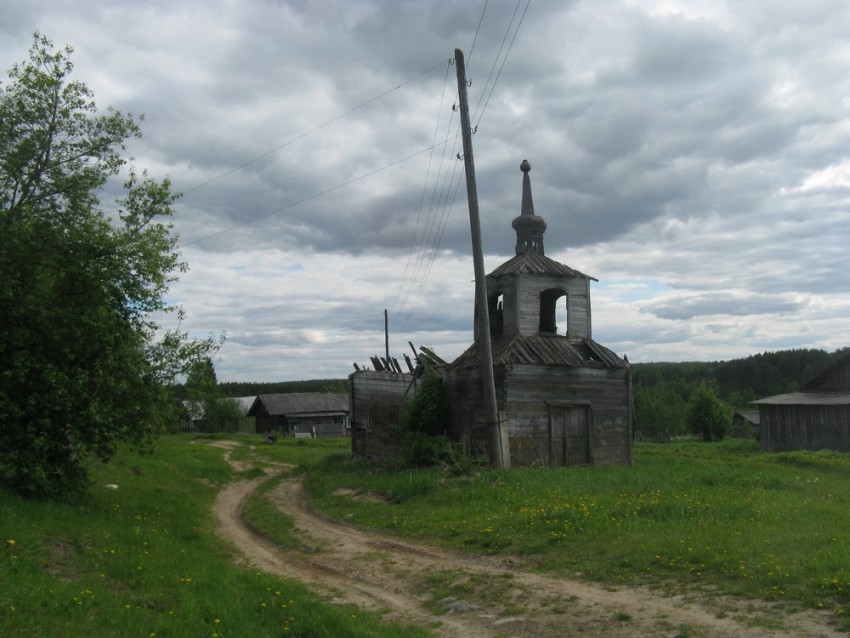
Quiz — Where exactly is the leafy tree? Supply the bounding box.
[182,357,243,432]
[0,33,217,498]
[685,381,732,442]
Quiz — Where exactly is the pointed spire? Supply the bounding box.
[521,159,535,216]
[512,159,547,255]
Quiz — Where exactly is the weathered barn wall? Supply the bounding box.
[444,363,631,467]
[252,406,286,434]
[753,351,850,452]
[760,404,850,452]
[505,365,630,466]
[443,366,505,459]
[349,371,418,461]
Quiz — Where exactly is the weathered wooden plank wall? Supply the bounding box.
[349,371,417,461]
[511,276,590,338]
[759,404,850,452]
[506,365,630,466]
[444,362,631,467]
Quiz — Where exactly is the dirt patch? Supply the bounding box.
[212,450,844,638]
[332,487,394,504]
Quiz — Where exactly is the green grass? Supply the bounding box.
[0,435,425,638]
[299,439,850,624]
[7,435,850,635]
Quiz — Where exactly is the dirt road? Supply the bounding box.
[212,445,844,637]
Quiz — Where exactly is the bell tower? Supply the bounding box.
[483,160,595,341]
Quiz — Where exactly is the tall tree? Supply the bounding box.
[182,357,243,433]
[0,33,217,498]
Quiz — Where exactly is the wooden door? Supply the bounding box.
[550,406,590,466]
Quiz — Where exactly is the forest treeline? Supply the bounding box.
[218,348,847,441]
[632,347,848,440]
[219,379,348,397]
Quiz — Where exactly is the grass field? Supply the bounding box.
[0,435,424,638]
[4,434,850,635]
[298,438,850,625]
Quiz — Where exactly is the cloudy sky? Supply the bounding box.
[3,0,849,381]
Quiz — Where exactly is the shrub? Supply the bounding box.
[685,380,732,441]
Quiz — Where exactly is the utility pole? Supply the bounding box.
[384,309,390,366]
[454,48,507,469]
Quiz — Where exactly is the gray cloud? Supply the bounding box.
[3,0,849,380]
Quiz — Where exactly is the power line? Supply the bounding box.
[393,104,463,325]
[183,134,461,247]
[396,1,532,329]
[392,60,454,312]
[467,0,490,68]
[476,0,531,128]
[182,59,449,196]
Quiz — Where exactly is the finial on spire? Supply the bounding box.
[512,158,547,256]
[520,159,534,217]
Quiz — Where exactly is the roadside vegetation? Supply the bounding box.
[0,435,425,638]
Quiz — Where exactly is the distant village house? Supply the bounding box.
[248,393,350,438]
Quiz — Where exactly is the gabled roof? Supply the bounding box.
[248,393,349,417]
[487,252,596,281]
[235,396,257,415]
[751,392,850,406]
[447,335,627,371]
[733,410,760,424]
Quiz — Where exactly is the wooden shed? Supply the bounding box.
[247,393,350,438]
[349,371,419,461]
[731,410,760,440]
[442,161,632,467]
[752,349,850,452]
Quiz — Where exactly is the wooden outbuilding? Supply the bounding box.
[752,349,850,452]
[731,410,760,440]
[349,371,419,461]
[442,161,633,467]
[247,393,350,438]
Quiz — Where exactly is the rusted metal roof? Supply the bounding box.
[248,393,349,416]
[751,392,850,406]
[447,335,627,370]
[487,253,597,281]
